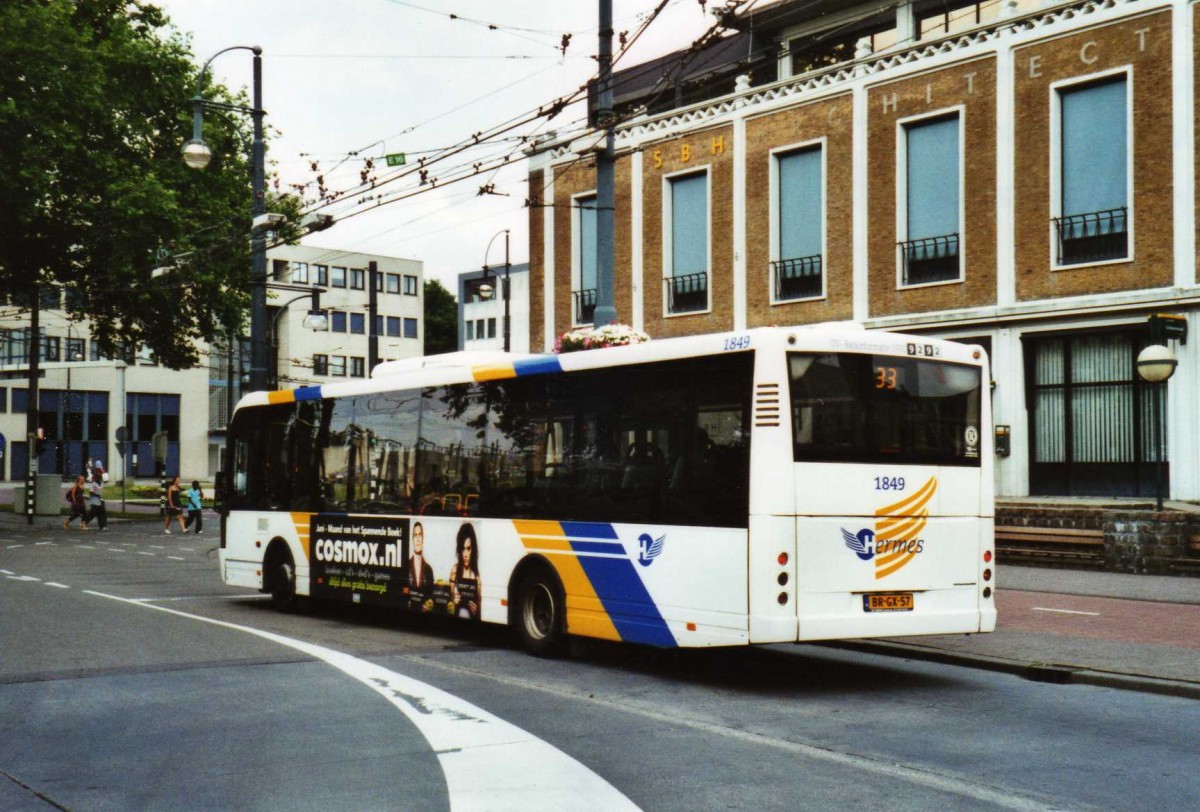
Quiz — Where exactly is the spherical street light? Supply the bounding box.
[1135,344,1177,383]
[181,138,213,170]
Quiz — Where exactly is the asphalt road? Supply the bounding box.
[2,519,1198,810]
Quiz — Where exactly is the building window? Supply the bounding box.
[0,387,6,413]
[66,337,85,362]
[788,14,896,76]
[291,261,309,284]
[372,315,383,335]
[331,266,347,288]
[315,265,329,286]
[350,357,365,378]
[404,318,418,339]
[331,311,347,333]
[665,171,709,314]
[272,259,288,281]
[313,354,329,376]
[403,275,418,296]
[1054,76,1129,266]
[372,271,383,292]
[773,145,824,301]
[43,336,61,362]
[350,313,365,334]
[330,356,347,377]
[487,318,497,339]
[387,316,401,337]
[350,268,365,290]
[573,193,598,324]
[918,1,1001,40]
[900,113,961,286]
[1026,329,1159,497]
[466,321,475,341]
[387,273,401,294]
[64,288,85,313]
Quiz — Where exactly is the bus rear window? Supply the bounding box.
[788,352,982,466]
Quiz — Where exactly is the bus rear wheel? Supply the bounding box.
[513,567,565,656]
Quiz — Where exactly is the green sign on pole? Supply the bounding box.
[385,153,406,167]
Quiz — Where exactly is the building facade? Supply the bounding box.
[0,245,424,482]
[527,0,1200,500]
[457,263,532,352]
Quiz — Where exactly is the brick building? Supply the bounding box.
[525,0,1200,501]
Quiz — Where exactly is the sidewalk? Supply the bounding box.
[3,509,1196,697]
[833,564,1200,699]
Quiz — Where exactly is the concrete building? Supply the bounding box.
[526,0,1200,500]
[457,263,532,352]
[0,245,424,482]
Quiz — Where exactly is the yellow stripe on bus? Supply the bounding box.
[290,512,314,561]
[513,519,621,642]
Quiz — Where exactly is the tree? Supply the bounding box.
[0,1,295,368]
[423,279,458,355]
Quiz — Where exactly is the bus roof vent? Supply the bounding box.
[372,350,539,377]
[754,382,781,427]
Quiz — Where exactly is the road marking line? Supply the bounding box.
[6,575,40,582]
[179,547,195,552]
[108,548,128,553]
[78,545,95,550]
[137,552,156,557]
[149,545,166,550]
[168,556,186,561]
[1032,607,1100,616]
[6,545,24,550]
[0,569,13,574]
[83,589,638,811]
[45,582,70,589]
[35,542,55,546]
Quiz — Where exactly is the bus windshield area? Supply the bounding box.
[788,352,982,466]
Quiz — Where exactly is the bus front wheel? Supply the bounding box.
[266,548,299,611]
[513,567,565,656]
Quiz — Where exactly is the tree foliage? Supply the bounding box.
[0,1,297,368]
[423,278,458,355]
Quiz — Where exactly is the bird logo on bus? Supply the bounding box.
[638,532,665,567]
[841,476,937,580]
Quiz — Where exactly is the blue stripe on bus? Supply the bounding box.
[561,521,676,648]
[294,385,323,401]
[513,356,563,377]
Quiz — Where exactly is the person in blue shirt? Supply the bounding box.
[183,480,205,535]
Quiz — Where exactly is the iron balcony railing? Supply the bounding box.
[900,233,960,286]
[1053,207,1128,266]
[665,271,708,314]
[573,288,597,325]
[772,255,823,301]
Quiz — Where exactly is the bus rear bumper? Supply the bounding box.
[796,589,994,641]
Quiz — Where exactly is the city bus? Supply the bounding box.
[218,324,995,654]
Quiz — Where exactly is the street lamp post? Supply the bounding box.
[63,323,83,479]
[267,287,328,388]
[1135,344,1178,511]
[479,229,511,352]
[182,45,271,393]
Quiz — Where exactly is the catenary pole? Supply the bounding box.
[593,0,618,328]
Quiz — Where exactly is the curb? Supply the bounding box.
[823,640,1200,701]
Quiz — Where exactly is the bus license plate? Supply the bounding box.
[863,593,913,612]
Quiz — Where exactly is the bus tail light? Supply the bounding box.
[777,552,788,566]
[983,568,992,582]
[983,550,992,563]
[777,592,789,605]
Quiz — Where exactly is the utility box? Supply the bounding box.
[15,475,68,516]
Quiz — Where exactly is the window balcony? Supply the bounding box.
[573,288,596,325]
[665,272,708,314]
[772,255,823,301]
[1053,207,1128,266]
[900,234,960,286]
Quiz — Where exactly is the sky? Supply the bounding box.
[155,0,719,293]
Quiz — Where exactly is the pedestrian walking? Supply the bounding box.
[85,473,108,531]
[183,480,204,535]
[63,475,89,530]
[163,475,186,534]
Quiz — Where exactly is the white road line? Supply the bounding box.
[83,589,638,812]
[6,575,40,582]
[78,545,95,550]
[6,545,24,550]
[167,556,186,561]
[137,552,156,557]
[0,569,13,574]
[108,548,128,553]
[149,545,166,550]
[1032,607,1100,616]
[179,547,195,552]
[35,542,55,546]
[45,582,70,589]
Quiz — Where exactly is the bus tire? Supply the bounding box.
[266,547,299,611]
[513,566,565,656]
